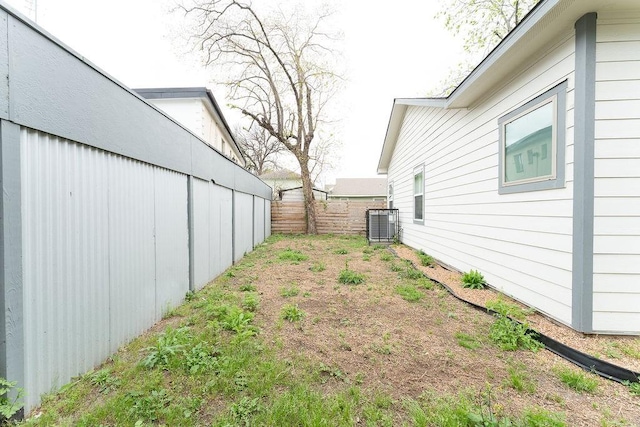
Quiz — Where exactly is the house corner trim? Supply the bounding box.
[571,12,597,332]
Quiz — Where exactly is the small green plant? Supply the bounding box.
[380,252,393,262]
[389,262,402,272]
[126,389,171,422]
[363,247,374,254]
[400,266,423,280]
[521,407,566,426]
[141,327,190,369]
[555,366,598,393]
[486,298,534,320]
[184,290,196,302]
[415,277,434,290]
[362,254,371,261]
[461,269,485,289]
[220,306,256,336]
[506,362,536,394]
[489,316,543,352]
[0,377,24,420]
[416,250,435,267]
[184,342,218,375]
[338,262,365,285]
[278,248,309,263]
[230,396,261,426]
[333,248,348,255]
[622,377,640,396]
[395,284,424,302]
[89,368,121,394]
[309,262,325,272]
[239,283,257,292]
[280,284,300,298]
[242,293,260,312]
[455,332,481,350]
[281,304,305,322]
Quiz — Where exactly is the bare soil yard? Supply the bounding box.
[22,234,640,426]
[253,235,640,426]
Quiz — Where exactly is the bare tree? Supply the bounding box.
[432,0,541,95]
[235,125,284,175]
[179,0,342,234]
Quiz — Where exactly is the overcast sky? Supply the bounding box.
[6,0,464,183]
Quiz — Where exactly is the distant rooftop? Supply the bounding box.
[329,178,387,196]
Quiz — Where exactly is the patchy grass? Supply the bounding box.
[555,366,599,393]
[278,248,309,263]
[20,234,639,426]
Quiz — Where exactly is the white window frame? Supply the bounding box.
[388,181,394,210]
[498,81,567,194]
[413,165,424,224]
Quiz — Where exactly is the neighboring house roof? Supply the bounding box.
[329,178,387,197]
[377,0,637,173]
[259,169,302,181]
[134,87,245,165]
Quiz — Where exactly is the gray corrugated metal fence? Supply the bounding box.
[0,5,272,413]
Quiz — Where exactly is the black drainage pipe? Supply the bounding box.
[390,249,640,385]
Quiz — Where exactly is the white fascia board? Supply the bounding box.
[377,98,446,174]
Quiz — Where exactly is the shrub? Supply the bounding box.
[461,269,485,289]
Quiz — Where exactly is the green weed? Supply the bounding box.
[184,342,218,375]
[239,283,257,292]
[338,262,365,285]
[395,284,424,302]
[89,369,120,394]
[389,263,402,272]
[489,316,543,352]
[521,407,566,426]
[126,389,171,422]
[309,262,325,272]
[400,266,423,280]
[141,327,190,369]
[242,293,260,312]
[380,252,393,262]
[622,378,640,396]
[416,250,435,267]
[0,377,24,419]
[486,298,534,320]
[278,248,309,263]
[506,362,536,394]
[280,284,300,298]
[281,304,305,322]
[555,366,598,393]
[455,332,481,350]
[333,248,348,255]
[461,269,485,289]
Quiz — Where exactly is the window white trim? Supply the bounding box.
[498,81,567,194]
[388,181,394,210]
[413,165,424,224]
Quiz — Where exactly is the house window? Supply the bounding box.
[388,182,394,210]
[413,166,424,223]
[498,81,567,194]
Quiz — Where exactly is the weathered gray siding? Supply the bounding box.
[592,12,640,333]
[388,32,576,325]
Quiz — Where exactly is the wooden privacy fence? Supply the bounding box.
[272,200,387,234]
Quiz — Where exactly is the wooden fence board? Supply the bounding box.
[271,200,386,235]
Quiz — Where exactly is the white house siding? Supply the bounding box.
[592,13,640,333]
[234,191,255,262]
[388,32,576,324]
[21,129,189,409]
[150,98,203,140]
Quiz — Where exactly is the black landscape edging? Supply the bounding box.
[389,248,640,384]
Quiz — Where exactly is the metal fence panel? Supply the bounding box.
[254,197,265,245]
[153,168,189,317]
[107,153,157,351]
[211,184,233,278]
[21,129,111,409]
[192,178,211,289]
[234,192,254,262]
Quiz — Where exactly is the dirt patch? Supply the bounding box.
[238,236,640,426]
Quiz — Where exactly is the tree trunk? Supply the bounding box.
[299,159,317,234]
